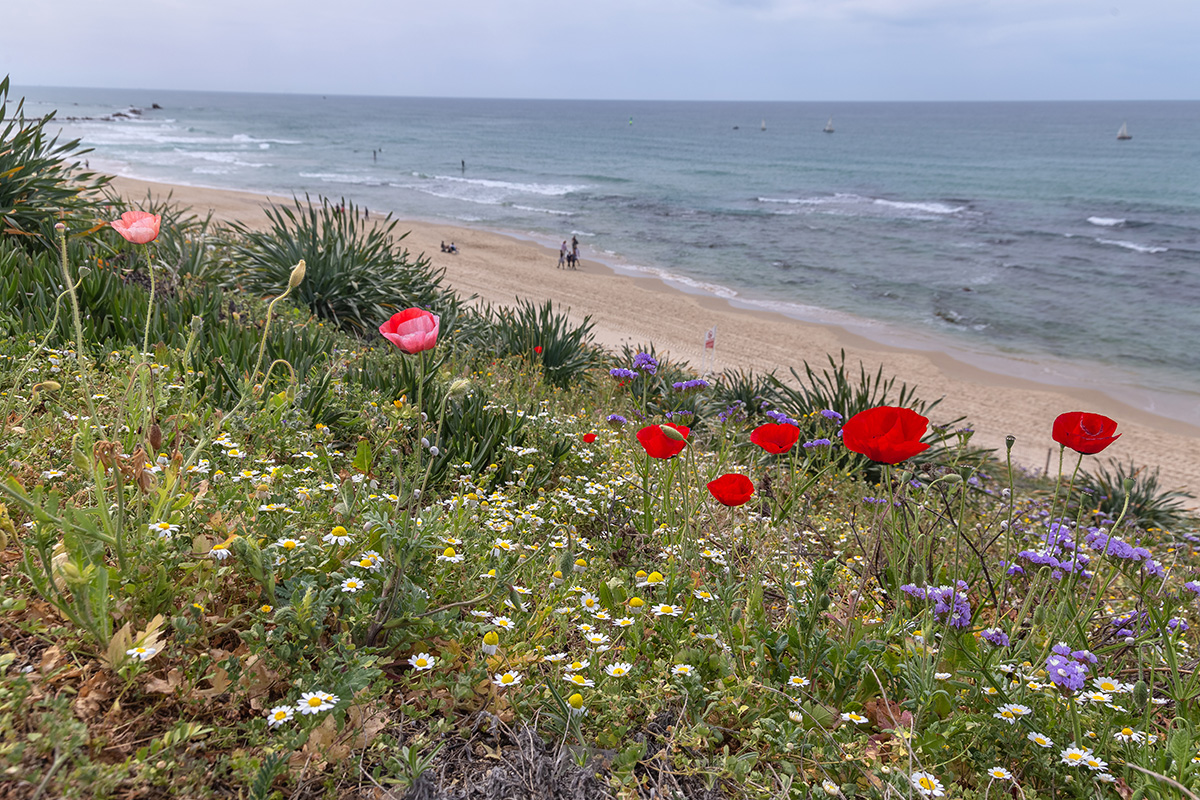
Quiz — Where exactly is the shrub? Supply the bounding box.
[0,75,109,251]
[227,195,447,337]
[491,299,604,388]
[1081,458,1195,529]
[767,350,937,423]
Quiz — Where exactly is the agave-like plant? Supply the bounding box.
[0,75,110,250]
[1081,459,1195,530]
[227,194,447,338]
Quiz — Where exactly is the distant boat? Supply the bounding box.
[1117,122,1132,140]
[761,119,766,131]
[823,117,834,133]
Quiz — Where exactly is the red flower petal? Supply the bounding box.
[582,433,597,444]
[636,423,690,459]
[750,423,800,454]
[379,308,440,354]
[707,473,754,507]
[1052,411,1120,455]
[841,406,930,465]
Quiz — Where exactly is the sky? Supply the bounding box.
[5,0,1198,101]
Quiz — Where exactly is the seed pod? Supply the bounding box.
[148,423,162,451]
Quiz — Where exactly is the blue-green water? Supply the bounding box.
[19,87,1200,420]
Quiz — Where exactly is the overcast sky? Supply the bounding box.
[6,0,1197,100]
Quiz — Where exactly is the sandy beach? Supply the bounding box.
[110,176,1200,497]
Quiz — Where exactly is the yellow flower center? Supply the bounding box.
[1122,728,1133,736]
[308,697,322,707]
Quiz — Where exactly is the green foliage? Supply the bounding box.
[228,194,447,337]
[710,367,776,421]
[1081,458,1194,529]
[490,298,604,388]
[767,349,936,422]
[0,76,110,251]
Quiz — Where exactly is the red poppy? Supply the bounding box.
[841,406,930,464]
[636,423,690,459]
[379,308,440,354]
[707,473,754,507]
[582,433,597,444]
[110,210,161,244]
[534,346,543,354]
[750,422,800,454]
[1052,411,1120,455]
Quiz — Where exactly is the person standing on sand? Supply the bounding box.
[559,241,568,269]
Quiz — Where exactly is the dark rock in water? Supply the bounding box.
[152,103,162,109]
[962,286,973,291]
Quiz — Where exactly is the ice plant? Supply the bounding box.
[379,308,440,354]
[1052,411,1120,455]
[750,422,800,454]
[706,473,754,507]
[636,423,690,459]
[841,406,930,464]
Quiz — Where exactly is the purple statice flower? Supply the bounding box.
[1167,618,1189,633]
[820,409,843,421]
[664,409,694,422]
[1071,648,1098,665]
[672,378,710,392]
[803,438,833,448]
[909,479,924,489]
[609,367,637,380]
[981,627,1010,647]
[605,414,628,428]
[765,409,798,426]
[901,582,972,628]
[717,402,747,424]
[1045,654,1089,692]
[1006,563,1025,576]
[631,352,657,375]
[1184,580,1200,597]
[864,497,889,505]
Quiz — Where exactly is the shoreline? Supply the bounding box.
[108,175,1200,495]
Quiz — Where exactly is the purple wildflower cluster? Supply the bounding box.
[609,367,637,380]
[1045,642,1097,692]
[981,627,1010,647]
[631,352,658,375]
[765,409,798,426]
[1016,521,1093,580]
[820,409,843,421]
[664,409,694,422]
[802,438,833,448]
[717,401,747,424]
[605,414,628,428]
[900,581,972,628]
[672,379,710,392]
[1084,529,1164,577]
[1184,580,1200,598]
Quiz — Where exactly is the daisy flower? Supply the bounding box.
[481,630,499,655]
[437,547,463,563]
[408,653,436,671]
[567,692,587,717]
[297,691,338,715]
[693,589,716,602]
[1027,732,1054,748]
[910,772,945,798]
[614,617,635,628]
[492,616,514,630]
[788,710,805,723]
[275,537,303,552]
[787,675,811,689]
[150,521,180,538]
[934,672,952,680]
[653,604,683,617]
[636,571,665,588]
[986,767,1012,781]
[565,660,590,672]
[323,526,353,546]
[565,674,594,688]
[580,593,601,612]
[605,662,632,677]
[1060,747,1090,767]
[840,712,868,725]
[543,652,568,663]
[1084,754,1108,771]
[125,645,157,661]
[671,664,694,676]
[1113,727,1146,744]
[209,541,232,560]
[493,671,522,688]
[341,577,364,593]
[266,705,294,728]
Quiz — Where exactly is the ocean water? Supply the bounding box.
[16,87,1200,421]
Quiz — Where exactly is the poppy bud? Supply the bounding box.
[287,259,306,290]
[659,424,685,442]
[149,423,162,451]
[448,378,471,398]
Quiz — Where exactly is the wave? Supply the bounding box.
[1087,216,1126,227]
[175,149,268,168]
[617,264,740,300]
[433,175,587,196]
[758,193,965,217]
[571,230,597,237]
[512,205,575,216]
[231,133,302,145]
[1096,238,1168,254]
[299,172,386,186]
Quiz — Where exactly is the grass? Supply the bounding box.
[1,177,1199,799]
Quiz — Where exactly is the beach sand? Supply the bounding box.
[110,176,1200,497]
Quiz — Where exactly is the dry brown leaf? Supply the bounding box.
[345,702,389,749]
[145,668,184,695]
[39,645,65,674]
[197,665,231,698]
[73,670,113,721]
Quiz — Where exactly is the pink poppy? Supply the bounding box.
[379,308,440,354]
[110,211,161,244]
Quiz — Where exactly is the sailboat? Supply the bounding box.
[823,117,834,133]
[1117,122,1132,140]
[761,119,766,131]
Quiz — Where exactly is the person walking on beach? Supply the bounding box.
[558,241,568,269]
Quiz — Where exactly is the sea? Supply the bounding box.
[14,86,1200,425]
